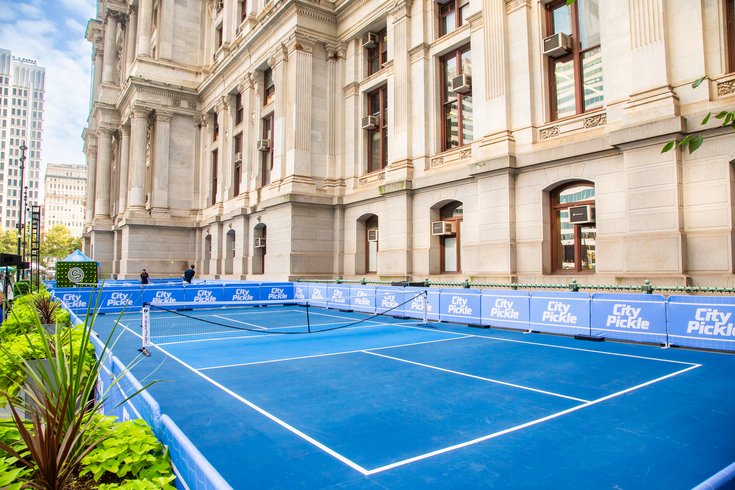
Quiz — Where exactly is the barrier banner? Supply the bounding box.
[142,287,186,305]
[184,286,225,304]
[590,293,667,344]
[260,283,294,302]
[439,289,483,325]
[223,285,260,302]
[529,291,590,336]
[327,284,353,311]
[52,288,95,313]
[305,283,329,307]
[293,283,309,300]
[481,290,530,330]
[403,287,438,321]
[98,289,144,313]
[348,286,377,314]
[375,287,404,317]
[667,296,735,352]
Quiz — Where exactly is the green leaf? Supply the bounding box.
[661,140,676,153]
[687,135,704,154]
[701,112,712,125]
[715,111,729,120]
[678,134,693,147]
[724,112,735,127]
[692,75,708,88]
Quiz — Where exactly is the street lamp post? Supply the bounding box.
[16,142,27,281]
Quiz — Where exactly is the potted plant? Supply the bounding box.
[32,294,61,334]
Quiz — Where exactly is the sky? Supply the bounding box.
[0,0,98,168]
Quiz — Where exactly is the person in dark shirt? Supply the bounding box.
[140,269,150,285]
[183,264,195,284]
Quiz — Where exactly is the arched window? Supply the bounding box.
[551,182,595,272]
[439,202,463,273]
[365,215,379,274]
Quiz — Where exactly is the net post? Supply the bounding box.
[306,301,311,333]
[139,303,151,357]
[422,291,428,325]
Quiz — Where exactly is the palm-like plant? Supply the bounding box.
[0,290,153,489]
[32,295,60,325]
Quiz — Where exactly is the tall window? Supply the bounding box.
[551,182,596,273]
[727,0,735,72]
[438,0,469,37]
[367,29,388,76]
[233,133,242,196]
[367,86,388,173]
[264,68,275,105]
[441,47,473,150]
[211,149,218,206]
[260,114,273,187]
[235,93,243,125]
[239,0,247,23]
[546,0,603,120]
[439,202,463,273]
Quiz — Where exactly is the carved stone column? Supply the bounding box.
[238,76,254,196]
[125,6,137,71]
[388,0,412,166]
[152,111,172,212]
[269,45,288,183]
[136,0,152,58]
[158,0,174,59]
[129,106,150,208]
[94,129,113,219]
[325,45,344,185]
[286,38,312,178]
[118,124,130,214]
[93,46,103,100]
[85,141,98,224]
[102,13,118,84]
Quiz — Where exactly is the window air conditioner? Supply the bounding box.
[254,237,266,248]
[431,221,454,236]
[451,74,471,95]
[367,229,378,242]
[257,139,271,152]
[362,32,378,50]
[234,152,243,162]
[543,32,573,58]
[361,115,378,130]
[568,205,595,224]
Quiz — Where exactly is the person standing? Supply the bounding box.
[140,269,150,285]
[182,264,195,284]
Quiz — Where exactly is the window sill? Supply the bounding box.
[429,145,472,170]
[538,109,607,141]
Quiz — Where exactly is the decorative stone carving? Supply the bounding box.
[358,171,385,186]
[505,0,530,13]
[717,80,735,97]
[583,113,607,128]
[540,126,560,140]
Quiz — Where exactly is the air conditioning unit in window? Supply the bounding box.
[451,74,471,95]
[256,139,270,152]
[361,115,378,130]
[234,152,242,162]
[254,237,266,248]
[431,221,454,236]
[568,205,595,224]
[362,32,378,49]
[367,229,378,242]
[543,32,573,58]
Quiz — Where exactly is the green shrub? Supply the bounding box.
[12,280,30,298]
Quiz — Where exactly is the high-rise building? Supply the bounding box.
[0,48,45,232]
[43,163,87,238]
[83,1,735,286]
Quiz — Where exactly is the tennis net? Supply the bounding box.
[140,291,428,349]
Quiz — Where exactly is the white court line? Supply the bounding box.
[363,362,702,475]
[212,314,266,330]
[199,335,472,371]
[362,350,589,403]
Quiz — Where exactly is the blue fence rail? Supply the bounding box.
[51,282,735,353]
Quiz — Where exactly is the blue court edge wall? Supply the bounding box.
[50,282,735,353]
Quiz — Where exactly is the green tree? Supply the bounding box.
[41,224,82,266]
[0,227,19,255]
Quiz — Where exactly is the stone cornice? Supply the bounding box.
[505,0,530,13]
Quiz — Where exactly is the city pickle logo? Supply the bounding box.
[381,294,398,309]
[447,296,473,315]
[331,289,347,304]
[410,295,432,312]
[268,288,288,300]
[354,291,372,306]
[294,287,306,299]
[61,293,86,309]
[490,298,519,319]
[542,301,577,323]
[310,289,325,300]
[105,292,133,307]
[687,308,735,337]
[194,290,217,303]
[606,304,649,330]
[231,289,254,301]
[152,291,177,304]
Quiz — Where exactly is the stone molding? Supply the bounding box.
[538,111,607,141]
[430,146,472,169]
[505,0,530,13]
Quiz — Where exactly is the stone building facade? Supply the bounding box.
[83,0,735,286]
